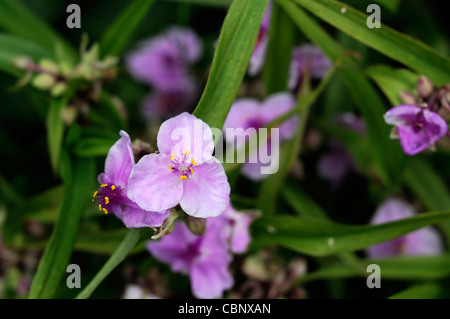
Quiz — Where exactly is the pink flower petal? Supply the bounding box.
[127,153,183,212]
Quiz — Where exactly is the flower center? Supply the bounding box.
[168,150,196,180]
[92,183,121,214]
[412,111,427,133]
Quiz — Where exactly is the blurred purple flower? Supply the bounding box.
[223,92,299,181]
[384,105,448,155]
[127,112,230,218]
[248,1,272,76]
[318,113,365,188]
[147,218,233,299]
[367,198,444,259]
[288,44,332,90]
[140,82,198,121]
[318,140,357,189]
[93,131,170,228]
[222,205,253,254]
[126,26,202,91]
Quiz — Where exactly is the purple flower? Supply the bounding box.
[367,198,443,259]
[126,26,202,91]
[288,44,332,90]
[384,105,448,155]
[223,92,298,181]
[147,218,233,299]
[222,205,253,254]
[127,112,230,218]
[318,113,365,188]
[318,140,357,189]
[248,1,272,76]
[93,131,170,228]
[141,82,198,121]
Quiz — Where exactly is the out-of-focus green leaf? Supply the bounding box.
[263,1,295,94]
[193,0,269,129]
[366,65,418,106]
[251,211,450,257]
[300,255,450,284]
[74,229,146,255]
[290,0,450,86]
[160,0,232,7]
[0,0,76,62]
[389,282,449,299]
[0,34,53,76]
[29,158,96,299]
[73,138,116,158]
[99,0,155,57]
[278,0,406,186]
[21,185,64,223]
[282,183,328,220]
[46,96,69,174]
[404,158,450,246]
[76,228,141,299]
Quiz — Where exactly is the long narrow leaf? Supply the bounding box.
[193,0,269,129]
[99,0,155,57]
[251,211,450,257]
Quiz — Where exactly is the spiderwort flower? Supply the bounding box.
[222,205,253,254]
[248,1,272,76]
[223,92,298,181]
[126,26,202,91]
[384,105,448,155]
[127,112,230,218]
[288,44,332,90]
[93,131,170,228]
[147,218,233,299]
[367,198,443,259]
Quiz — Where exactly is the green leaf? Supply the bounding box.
[0,0,76,63]
[300,255,450,284]
[278,0,406,185]
[389,282,448,299]
[76,229,141,299]
[99,0,155,57]
[281,183,328,220]
[46,96,69,174]
[192,0,270,129]
[160,0,232,7]
[251,210,450,257]
[404,158,450,246]
[0,34,53,76]
[366,65,418,106]
[290,0,450,85]
[263,1,295,94]
[73,138,116,158]
[29,157,95,299]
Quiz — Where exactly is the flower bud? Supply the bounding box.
[417,76,434,100]
[184,215,206,236]
[400,91,418,105]
[51,82,67,97]
[39,59,59,74]
[13,56,31,69]
[31,73,55,90]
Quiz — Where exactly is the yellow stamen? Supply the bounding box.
[98,204,102,211]
[169,164,173,172]
[191,159,197,166]
[93,191,98,198]
[190,167,194,174]
[111,185,116,190]
[183,150,190,155]
[170,153,175,161]
[105,197,109,204]
[103,208,108,214]
[180,175,187,180]
[100,184,107,188]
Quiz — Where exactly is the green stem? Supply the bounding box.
[75,228,141,299]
